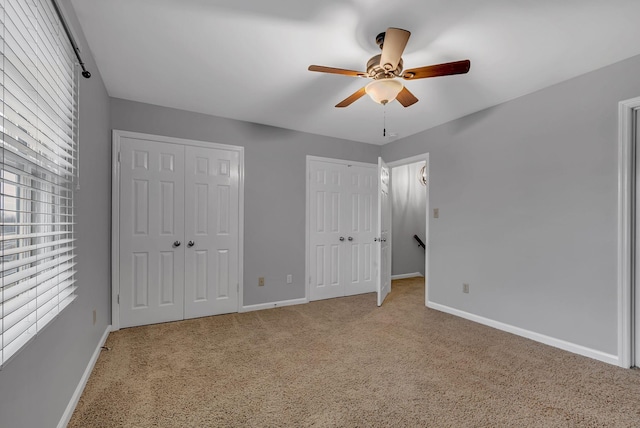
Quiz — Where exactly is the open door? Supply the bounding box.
[377,157,392,306]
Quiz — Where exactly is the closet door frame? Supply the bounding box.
[111,130,245,331]
[305,156,377,302]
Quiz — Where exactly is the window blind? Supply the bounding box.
[1,0,78,367]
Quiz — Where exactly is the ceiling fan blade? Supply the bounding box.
[403,59,471,80]
[308,65,367,77]
[379,28,411,72]
[336,87,367,108]
[396,87,418,107]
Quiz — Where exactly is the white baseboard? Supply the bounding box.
[58,325,111,428]
[241,297,308,313]
[391,272,424,280]
[427,301,619,366]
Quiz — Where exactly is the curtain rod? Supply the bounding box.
[51,0,91,78]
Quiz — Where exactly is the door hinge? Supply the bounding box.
[117,151,121,163]
[117,294,120,304]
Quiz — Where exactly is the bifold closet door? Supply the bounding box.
[119,138,185,328]
[309,160,377,301]
[184,146,240,318]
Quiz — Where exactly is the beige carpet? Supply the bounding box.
[70,278,640,427]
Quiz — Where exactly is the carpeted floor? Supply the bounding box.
[69,278,640,427]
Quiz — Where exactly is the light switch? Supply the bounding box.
[433,208,439,219]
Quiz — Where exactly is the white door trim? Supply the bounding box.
[387,153,430,306]
[111,130,245,331]
[305,156,377,301]
[617,97,640,367]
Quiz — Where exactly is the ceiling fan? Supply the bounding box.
[308,28,470,108]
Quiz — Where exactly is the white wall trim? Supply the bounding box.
[618,97,640,368]
[427,302,619,366]
[111,130,245,330]
[391,272,424,280]
[240,298,308,313]
[57,325,111,428]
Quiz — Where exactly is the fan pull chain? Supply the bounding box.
[383,105,387,137]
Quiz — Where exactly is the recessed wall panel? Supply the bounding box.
[364,195,371,232]
[217,185,230,235]
[196,157,209,175]
[364,244,371,281]
[132,253,148,308]
[160,181,175,234]
[217,250,229,298]
[331,244,339,286]
[133,180,149,235]
[159,252,174,305]
[160,153,174,172]
[316,245,325,286]
[195,250,208,301]
[351,194,359,232]
[331,192,340,233]
[218,159,230,177]
[316,191,325,233]
[133,150,148,170]
[351,245,359,282]
[195,184,208,234]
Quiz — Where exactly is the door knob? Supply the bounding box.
[187,240,195,248]
[339,236,345,241]
[348,236,353,241]
[173,241,181,247]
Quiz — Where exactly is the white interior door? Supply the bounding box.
[309,160,346,300]
[308,159,377,301]
[184,146,240,318]
[119,137,185,328]
[344,165,377,296]
[377,157,392,306]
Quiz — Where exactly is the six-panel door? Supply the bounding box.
[309,160,377,301]
[119,138,186,328]
[184,146,240,318]
[119,138,240,328]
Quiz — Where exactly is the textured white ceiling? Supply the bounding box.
[70,0,640,144]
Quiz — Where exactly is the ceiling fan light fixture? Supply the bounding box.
[365,79,403,105]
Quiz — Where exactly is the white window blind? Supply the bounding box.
[1,0,78,367]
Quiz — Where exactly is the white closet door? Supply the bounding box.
[377,157,392,306]
[344,166,377,296]
[309,160,346,301]
[184,146,240,318]
[119,138,185,328]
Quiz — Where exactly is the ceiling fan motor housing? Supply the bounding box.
[366,54,403,80]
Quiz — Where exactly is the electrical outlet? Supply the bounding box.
[93,309,97,325]
[286,274,292,284]
[258,277,265,287]
[433,208,439,219]
[463,283,469,294]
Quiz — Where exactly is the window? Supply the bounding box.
[1,0,78,367]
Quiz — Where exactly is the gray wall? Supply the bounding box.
[382,53,640,356]
[0,1,112,427]
[391,161,426,276]
[110,99,381,306]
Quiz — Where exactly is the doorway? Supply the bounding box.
[388,154,430,306]
[390,160,427,279]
